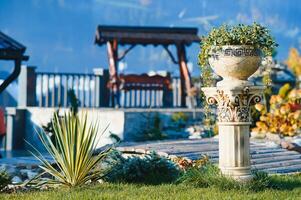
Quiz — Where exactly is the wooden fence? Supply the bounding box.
[18,66,202,108]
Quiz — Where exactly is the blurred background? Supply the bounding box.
[1,0,301,76]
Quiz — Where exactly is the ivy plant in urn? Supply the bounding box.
[199,23,277,180]
[199,23,277,87]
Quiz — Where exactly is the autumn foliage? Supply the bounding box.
[252,84,301,136]
[286,48,301,77]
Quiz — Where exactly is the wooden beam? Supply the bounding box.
[0,59,22,94]
[106,40,120,107]
[0,55,29,61]
[163,45,178,64]
[118,45,136,61]
[106,41,118,78]
[176,44,192,107]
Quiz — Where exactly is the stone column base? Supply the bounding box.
[220,166,253,181]
[202,86,264,181]
[218,122,252,181]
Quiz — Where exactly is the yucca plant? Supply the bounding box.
[29,112,110,187]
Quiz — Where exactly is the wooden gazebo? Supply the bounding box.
[0,31,28,94]
[94,25,200,107]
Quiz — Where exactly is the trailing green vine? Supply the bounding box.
[198,23,277,68]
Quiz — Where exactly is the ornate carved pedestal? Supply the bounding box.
[202,86,264,181]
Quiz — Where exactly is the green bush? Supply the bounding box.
[0,170,10,190]
[171,112,188,128]
[104,151,180,185]
[247,170,272,191]
[177,163,239,190]
[177,163,272,191]
[136,113,167,141]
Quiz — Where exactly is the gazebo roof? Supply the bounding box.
[95,25,200,46]
[0,31,28,60]
[0,31,28,94]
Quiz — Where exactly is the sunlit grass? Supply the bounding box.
[1,177,301,200]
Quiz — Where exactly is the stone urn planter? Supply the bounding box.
[199,23,277,181]
[203,45,264,181]
[209,45,261,87]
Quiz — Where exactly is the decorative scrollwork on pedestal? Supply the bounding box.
[204,87,263,122]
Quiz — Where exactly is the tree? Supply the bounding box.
[286,48,301,77]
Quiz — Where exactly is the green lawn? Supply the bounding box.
[1,174,301,200]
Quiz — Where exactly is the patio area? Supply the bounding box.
[1,138,301,180]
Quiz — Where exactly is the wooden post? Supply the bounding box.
[176,44,192,107]
[93,68,110,107]
[18,65,37,107]
[163,73,172,107]
[106,40,120,107]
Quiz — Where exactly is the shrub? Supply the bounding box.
[109,132,121,143]
[171,112,188,128]
[177,163,240,190]
[177,163,272,191]
[170,155,209,171]
[252,84,301,136]
[104,151,180,185]
[247,170,272,191]
[29,112,111,187]
[202,111,218,137]
[67,89,80,116]
[0,170,10,190]
[286,48,301,77]
[136,113,167,141]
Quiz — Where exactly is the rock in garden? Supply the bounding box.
[284,136,294,143]
[264,141,280,148]
[188,132,202,139]
[20,169,31,176]
[11,176,22,184]
[26,171,38,179]
[250,131,266,139]
[185,127,195,134]
[0,164,15,175]
[266,133,281,143]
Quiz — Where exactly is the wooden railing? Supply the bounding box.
[37,73,95,107]
[117,74,172,108]
[18,66,202,108]
[35,68,109,108]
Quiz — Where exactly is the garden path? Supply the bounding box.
[1,138,300,175]
[118,138,301,174]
